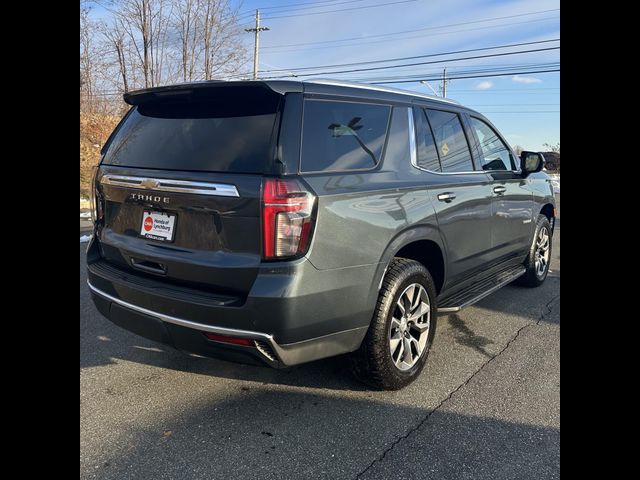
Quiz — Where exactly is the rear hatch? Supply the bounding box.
[94,83,286,298]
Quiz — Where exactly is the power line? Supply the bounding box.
[88,86,561,98]
[478,111,559,113]
[261,47,560,79]
[368,68,560,83]
[260,0,418,20]
[262,8,559,50]
[452,87,559,92]
[239,0,367,17]
[466,103,559,106]
[451,92,560,95]
[262,18,559,53]
[371,68,560,84]
[356,62,560,82]
[80,65,561,97]
[238,0,412,23]
[252,39,559,74]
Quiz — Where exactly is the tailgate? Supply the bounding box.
[93,83,288,297]
[97,167,263,296]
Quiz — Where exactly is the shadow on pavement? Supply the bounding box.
[447,313,494,358]
[81,389,560,480]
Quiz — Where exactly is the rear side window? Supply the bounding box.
[102,99,279,173]
[425,109,474,173]
[469,117,515,171]
[413,108,441,171]
[301,100,391,172]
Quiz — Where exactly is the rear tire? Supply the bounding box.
[515,215,552,288]
[350,258,437,390]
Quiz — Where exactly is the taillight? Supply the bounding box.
[90,168,104,224]
[262,178,316,260]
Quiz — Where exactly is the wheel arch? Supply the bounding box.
[371,226,447,308]
[539,202,556,233]
[540,203,555,221]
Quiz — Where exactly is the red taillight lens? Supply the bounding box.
[90,168,104,224]
[204,333,253,346]
[262,178,316,260]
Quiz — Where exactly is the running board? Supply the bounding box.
[437,265,526,315]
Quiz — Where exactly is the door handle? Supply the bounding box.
[437,192,456,202]
[493,186,507,195]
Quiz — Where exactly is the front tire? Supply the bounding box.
[350,258,437,390]
[515,215,552,287]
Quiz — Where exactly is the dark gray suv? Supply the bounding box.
[87,79,555,390]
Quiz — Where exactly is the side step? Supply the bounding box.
[437,265,526,315]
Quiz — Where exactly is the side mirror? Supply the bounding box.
[520,151,545,176]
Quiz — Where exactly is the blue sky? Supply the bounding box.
[235,0,559,150]
[89,0,560,150]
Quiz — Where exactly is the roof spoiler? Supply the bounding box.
[123,80,300,106]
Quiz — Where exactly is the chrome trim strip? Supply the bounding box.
[101,175,240,197]
[407,107,418,168]
[407,124,487,177]
[406,110,492,177]
[410,166,488,176]
[87,280,368,367]
[438,306,461,314]
[425,169,489,176]
[87,281,272,341]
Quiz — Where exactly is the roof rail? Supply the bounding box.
[305,79,460,105]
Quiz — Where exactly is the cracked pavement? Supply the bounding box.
[80,209,559,479]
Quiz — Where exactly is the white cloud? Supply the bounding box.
[512,75,542,84]
[474,81,493,90]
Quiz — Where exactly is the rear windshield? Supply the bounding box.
[102,98,279,173]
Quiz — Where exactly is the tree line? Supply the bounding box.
[80,0,249,115]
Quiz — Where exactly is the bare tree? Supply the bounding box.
[173,0,200,81]
[542,142,560,172]
[80,5,96,112]
[151,0,174,86]
[80,0,248,111]
[115,0,154,88]
[513,145,524,156]
[201,0,246,79]
[81,0,250,195]
[543,142,560,154]
[99,19,130,93]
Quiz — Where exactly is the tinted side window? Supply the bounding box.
[301,100,391,172]
[425,109,474,172]
[469,117,515,171]
[413,108,441,171]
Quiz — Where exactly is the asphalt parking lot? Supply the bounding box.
[80,202,560,480]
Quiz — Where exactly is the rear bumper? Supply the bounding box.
[88,281,367,367]
[86,240,377,367]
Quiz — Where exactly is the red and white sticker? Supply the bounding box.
[140,211,176,241]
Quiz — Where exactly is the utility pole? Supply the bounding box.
[440,67,448,98]
[244,9,269,80]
